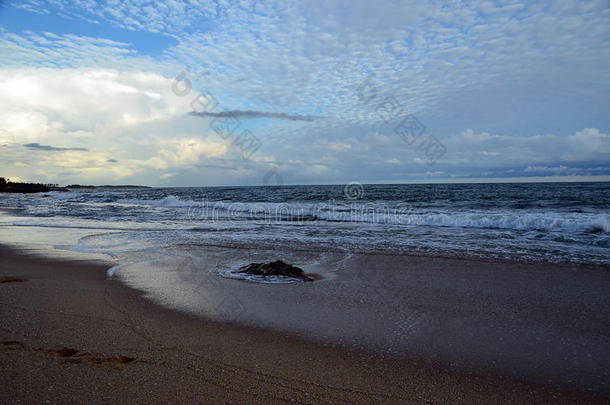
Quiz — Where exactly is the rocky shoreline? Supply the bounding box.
[0,177,150,193]
[0,178,68,193]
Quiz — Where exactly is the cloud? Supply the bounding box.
[1,1,609,185]
[23,142,88,151]
[11,0,218,34]
[158,137,228,166]
[0,68,239,185]
[0,29,139,69]
[4,1,609,132]
[188,110,320,122]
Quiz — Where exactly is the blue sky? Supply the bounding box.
[0,0,609,186]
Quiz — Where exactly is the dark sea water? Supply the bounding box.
[0,182,609,265]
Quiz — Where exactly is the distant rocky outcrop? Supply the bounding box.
[0,177,151,193]
[237,260,313,281]
[0,178,68,193]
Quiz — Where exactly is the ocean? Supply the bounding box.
[1,182,608,267]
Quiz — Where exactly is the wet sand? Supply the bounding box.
[1,244,608,403]
[114,244,610,391]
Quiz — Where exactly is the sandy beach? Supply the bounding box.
[2,0,609,402]
[1,244,608,404]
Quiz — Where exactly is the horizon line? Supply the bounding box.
[7,175,609,188]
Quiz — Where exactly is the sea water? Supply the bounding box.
[0,182,608,266]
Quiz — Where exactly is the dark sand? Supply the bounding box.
[1,245,608,403]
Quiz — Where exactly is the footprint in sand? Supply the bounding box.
[56,347,78,357]
[0,277,26,283]
[3,340,136,367]
[55,347,136,366]
[0,340,24,349]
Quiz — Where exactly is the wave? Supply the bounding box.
[39,192,610,234]
[10,218,180,232]
[43,191,83,200]
[116,195,195,208]
[385,212,610,233]
[187,200,610,233]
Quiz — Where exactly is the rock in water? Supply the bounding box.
[237,260,313,281]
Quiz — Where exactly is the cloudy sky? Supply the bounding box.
[0,0,609,186]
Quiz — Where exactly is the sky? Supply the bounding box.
[0,0,609,186]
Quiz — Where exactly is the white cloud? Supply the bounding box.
[159,138,228,165]
[1,0,609,184]
[0,68,234,184]
[445,128,610,167]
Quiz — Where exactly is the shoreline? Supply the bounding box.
[1,244,609,403]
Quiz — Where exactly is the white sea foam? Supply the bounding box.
[43,191,82,200]
[115,195,194,208]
